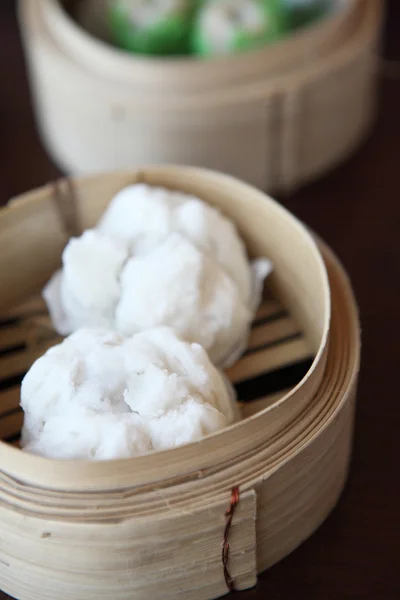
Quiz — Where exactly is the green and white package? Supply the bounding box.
[109,0,193,56]
[283,0,332,29]
[192,0,289,58]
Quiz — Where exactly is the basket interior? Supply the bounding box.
[0,167,328,474]
[64,0,111,43]
[62,0,354,47]
[0,287,315,448]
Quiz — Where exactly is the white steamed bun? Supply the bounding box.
[44,184,272,367]
[21,327,238,461]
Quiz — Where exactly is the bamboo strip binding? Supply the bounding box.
[0,167,360,600]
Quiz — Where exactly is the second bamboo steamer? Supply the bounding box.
[18,0,383,191]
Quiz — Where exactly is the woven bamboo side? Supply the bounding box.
[0,168,360,600]
[18,0,384,192]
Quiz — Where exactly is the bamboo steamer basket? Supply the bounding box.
[18,0,383,192]
[0,166,360,600]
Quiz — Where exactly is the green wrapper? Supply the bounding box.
[192,0,289,58]
[285,0,331,30]
[109,0,193,56]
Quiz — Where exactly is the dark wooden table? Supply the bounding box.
[1,2,399,599]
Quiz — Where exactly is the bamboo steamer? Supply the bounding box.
[18,0,383,192]
[0,166,360,600]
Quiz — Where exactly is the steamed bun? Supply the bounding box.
[44,184,272,367]
[21,327,238,461]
